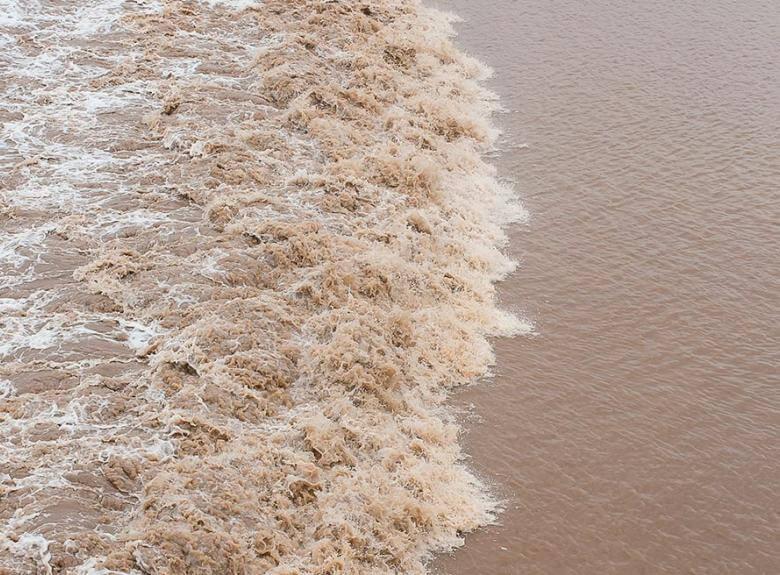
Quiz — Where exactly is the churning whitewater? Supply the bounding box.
[0,1,527,573]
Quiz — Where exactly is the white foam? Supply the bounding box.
[72,0,126,35]
[201,0,259,10]
[0,225,51,270]
[0,533,52,574]
[0,1,34,28]
[0,379,15,399]
[119,318,163,352]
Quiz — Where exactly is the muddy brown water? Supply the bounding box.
[1,0,777,573]
[2,1,524,573]
[434,0,779,573]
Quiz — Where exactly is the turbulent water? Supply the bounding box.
[0,1,527,573]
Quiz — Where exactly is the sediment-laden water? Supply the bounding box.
[0,1,526,573]
[433,1,780,573]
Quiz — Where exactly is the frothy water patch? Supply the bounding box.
[0,1,526,573]
[201,0,260,9]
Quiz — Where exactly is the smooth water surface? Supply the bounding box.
[435,1,779,573]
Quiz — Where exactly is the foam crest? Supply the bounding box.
[0,1,526,573]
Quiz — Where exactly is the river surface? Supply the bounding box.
[1,1,777,573]
[1,2,525,573]
[434,1,779,573]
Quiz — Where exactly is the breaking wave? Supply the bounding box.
[0,1,527,573]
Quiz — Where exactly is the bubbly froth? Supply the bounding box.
[0,1,526,573]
